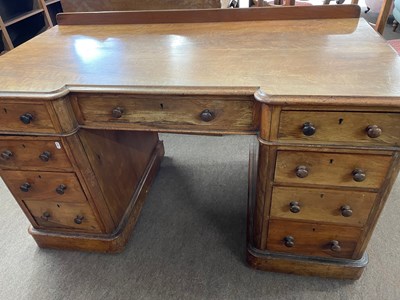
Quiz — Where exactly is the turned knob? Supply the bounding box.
[20,182,31,192]
[39,151,51,162]
[41,211,51,221]
[366,125,382,138]
[340,205,353,217]
[295,165,309,178]
[283,236,295,248]
[352,169,366,182]
[200,109,214,122]
[20,113,34,124]
[112,107,124,118]
[289,201,301,213]
[1,150,13,160]
[55,184,67,195]
[330,240,341,252]
[74,215,84,224]
[302,122,316,136]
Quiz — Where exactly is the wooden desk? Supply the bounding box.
[0,5,399,280]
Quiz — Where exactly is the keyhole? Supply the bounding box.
[329,159,334,164]
[160,103,164,109]
[338,118,344,125]
[3,108,7,114]
[320,193,324,198]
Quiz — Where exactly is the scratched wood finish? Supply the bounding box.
[0,101,55,133]
[0,137,72,171]
[0,14,399,101]
[25,200,102,232]
[1,171,87,203]
[270,186,376,227]
[28,141,165,252]
[274,151,392,189]
[77,129,159,224]
[60,0,221,12]
[57,5,360,25]
[74,94,259,133]
[267,219,362,259]
[277,111,400,146]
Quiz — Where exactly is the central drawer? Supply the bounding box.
[274,151,392,189]
[73,94,259,132]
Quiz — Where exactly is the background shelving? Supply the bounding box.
[0,0,62,53]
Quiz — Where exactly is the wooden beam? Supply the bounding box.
[375,0,393,35]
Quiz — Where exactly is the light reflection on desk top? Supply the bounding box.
[0,18,399,99]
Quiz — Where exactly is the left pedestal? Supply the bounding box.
[0,97,164,252]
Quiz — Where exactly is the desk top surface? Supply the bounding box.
[0,16,399,100]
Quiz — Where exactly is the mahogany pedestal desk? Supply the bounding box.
[0,5,399,280]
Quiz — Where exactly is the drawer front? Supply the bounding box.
[274,151,392,189]
[1,171,87,203]
[24,200,101,232]
[0,139,72,171]
[75,94,259,132]
[0,101,56,134]
[278,111,400,146]
[267,220,362,259]
[270,186,376,227]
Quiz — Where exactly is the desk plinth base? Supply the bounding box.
[28,141,164,253]
[246,245,368,280]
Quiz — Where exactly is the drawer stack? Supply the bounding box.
[0,137,102,233]
[249,106,400,278]
[0,98,164,252]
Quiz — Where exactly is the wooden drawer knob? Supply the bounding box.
[112,107,124,118]
[1,150,13,160]
[352,168,366,182]
[302,122,316,136]
[283,236,295,247]
[340,205,353,217]
[55,184,67,195]
[74,215,84,224]
[289,201,301,213]
[295,165,309,178]
[19,113,34,124]
[39,151,51,162]
[20,182,31,192]
[330,240,341,252]
[41,211,51,221]
[366,125,382,138]
[200,109,214,122]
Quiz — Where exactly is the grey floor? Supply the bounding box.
[0,134,399,300]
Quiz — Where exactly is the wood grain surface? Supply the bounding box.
[60,0,221,12]
[274,151,392,189]
[1,170,87,203]
[270,186,376,227]
[0,137,72,172]
[74,94,259,133]
[0,9,399,102]
[57,5,360,25]
[267,219,362,259]
[24,200,102,232]
[277,111,400,146]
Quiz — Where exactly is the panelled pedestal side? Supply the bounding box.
[248,103,400,279]
[0,96,164,253]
